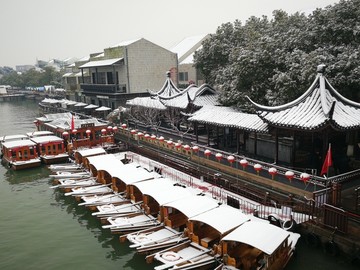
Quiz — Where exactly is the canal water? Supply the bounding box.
[0,99,357,270]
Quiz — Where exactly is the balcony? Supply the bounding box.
[81,83,126,94]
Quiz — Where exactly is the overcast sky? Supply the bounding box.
[0,0,340,68]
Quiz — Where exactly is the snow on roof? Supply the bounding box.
[30,135,63,144]
[112,165,157,185]
[248,67,360,131]
[159,84,219,109]
[171,34,208,60]
[84,104,99,109]
[26,131,54,138]
[189,205,250,235]
[37,112,106,130]
[3,139,37,148]
[79,58,123,68]
[111,38,142,48]
[0,134,28,142]
[221,221,290,255]
[126,97,167,110]
[74,102,88,107]
[75,147,106,157]
[164,195,220,218]
[188,105,268,133]
[87,154,124,171]
[132,178,197,206]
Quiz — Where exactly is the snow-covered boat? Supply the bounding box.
[51,177,99,191]
[78,193,128,210]
[149,241,217,270]
[92,201,142,219]
[64,184,113,197]
[102,212,160,234]
[125,225,188,254]
[50,171,90,179]
[30,135,69,164]
[48,163,83,172]
[217,221,301,270]
[1,139,41,170]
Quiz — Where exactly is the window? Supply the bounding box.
[107,72,114,84]
[179,72,188,82]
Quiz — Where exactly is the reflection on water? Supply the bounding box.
[4,166,51,185]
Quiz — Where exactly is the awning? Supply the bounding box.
[74,102,88,107]
[221,221,290,255]
[95,106,111,111]
[79,58,123,68]
[189,205,250,235]
[84,104,99,109]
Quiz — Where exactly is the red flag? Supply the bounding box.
[321,144,332,176]
[71,115,75,130]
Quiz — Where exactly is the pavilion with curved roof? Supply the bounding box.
[246,64,360,174]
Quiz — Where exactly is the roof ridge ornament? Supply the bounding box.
[317,64,327,74]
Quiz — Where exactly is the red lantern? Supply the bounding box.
[101,128,106,134]
[183,145,190,151]
[130,129,137,135]
[72,129,78,134]
[268,167,277,179]
[112,126,118,132]
[167,140,173,146]
[121,123,127,129]
[254,164,262,174]
[86,129,91,136]
[285,171,295,182]
[62,131,69,137]
[151,135,157,140]
[158,136,165,142]
[227,155,235,164]
[144,134,150,139]
[204,149,211,158]
[107,126,113,131]
[192,146,199,152]
[137,132,144,138]
[215,153,223,162]
[240,159,248,170]
[300,172,310,184]
[175,142,182,149]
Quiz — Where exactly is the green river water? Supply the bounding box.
[0,99,357,270]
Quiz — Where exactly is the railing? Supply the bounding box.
[80,83,126,93]
[323,203,348,234]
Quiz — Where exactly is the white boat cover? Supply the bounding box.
[87,154,124,171]
[189,205,250,235]
[132,178,198,206]
[113,166,157,185]
[76,147,106,157]
[221,221,290,255]
[163,195,219,218]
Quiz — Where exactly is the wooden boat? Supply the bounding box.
[187,205,250,250]
[1,139,41,170]
[217,221,301,270]
[30,135,69,164]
